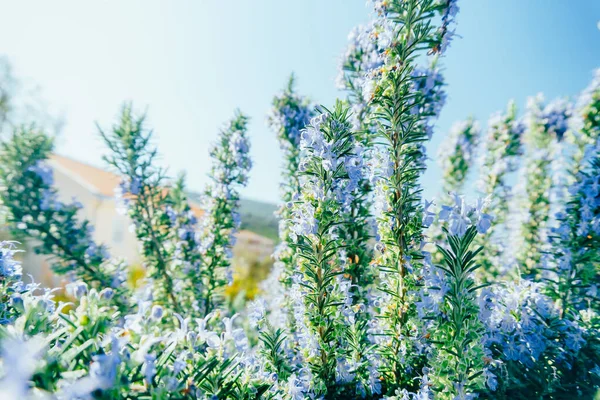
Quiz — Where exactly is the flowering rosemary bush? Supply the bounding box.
[0,1,599,399]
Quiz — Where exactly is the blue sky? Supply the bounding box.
[0,1,599,204]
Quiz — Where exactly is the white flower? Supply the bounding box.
[0,336,45,398]
[286,374,305,400]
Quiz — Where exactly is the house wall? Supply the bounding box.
[20,162,276,290]
[22,166,142,286]
[93,198,141,264]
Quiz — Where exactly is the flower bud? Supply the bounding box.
[151,305,164,320]
[9,293,24,311]
[66,281,88,299]
[99,287,115,301]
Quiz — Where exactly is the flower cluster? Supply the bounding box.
[363,1,457,395]
[513,95,573,277]
[546,138,600,317]
[437,193,493,237]
[438,117,481,195]
[251,104,370,399]
[476,100,525,197]
[472,101,526,279]
[438,0,460,54]
[479,278,597,397]
[267,75,313,157]
[526,94,572,143]
[570,68,600,171]
[196,112,252,313]
[266,76,314,289]
[336,20,383,133]
[336,21,383,95]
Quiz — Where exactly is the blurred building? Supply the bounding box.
[24,154,274,288]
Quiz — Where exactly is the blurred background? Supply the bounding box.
[0,0,599,299]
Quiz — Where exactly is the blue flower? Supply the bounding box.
[142,353,157,385]
[66,281,88,299]
[28,161,54,186]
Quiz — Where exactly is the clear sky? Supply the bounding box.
[0,1,599,204]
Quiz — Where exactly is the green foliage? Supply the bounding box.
[0,127,130,310]
[100,105,182,314]
[430,226,486,397]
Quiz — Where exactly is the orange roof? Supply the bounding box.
[50,154,121,198]
[49,154,204,217]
